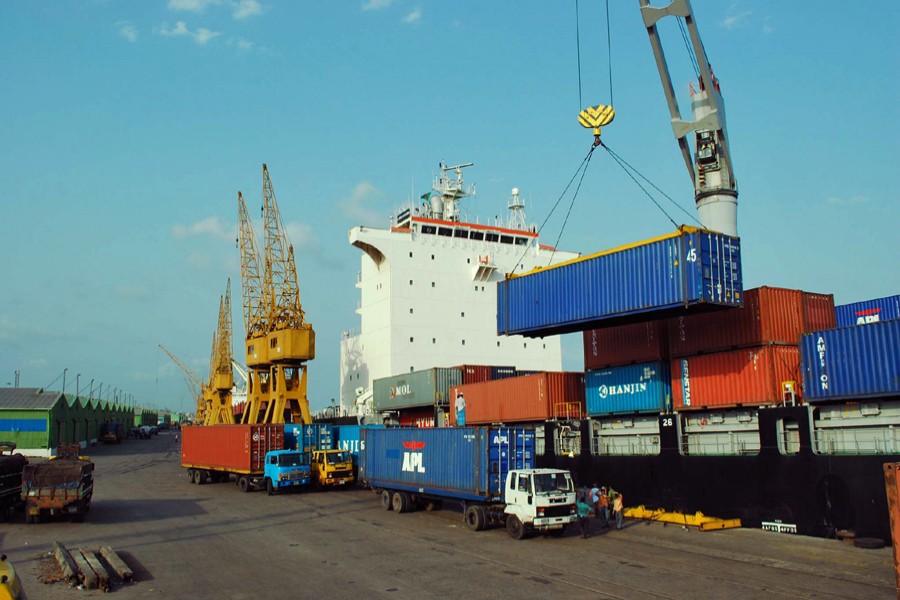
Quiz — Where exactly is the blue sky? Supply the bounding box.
[2,1,897,414]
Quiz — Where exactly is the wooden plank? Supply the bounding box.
[80,549,110,592]
[51,541,79,584]
[99,546,133,582]
[68,548,97,590]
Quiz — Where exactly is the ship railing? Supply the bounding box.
[591,435,660,456]
[812,426,899,455]
[680,433,760,456]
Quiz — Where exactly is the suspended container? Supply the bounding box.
[373,367,462,412]
[585,362,671,416]
[497,227,742,337]
[835,294,900,327]
[583,320,669,370]
[671,346,801,410]
[800,319,900,401]
[448,372,585,426]
[668,287,835,357]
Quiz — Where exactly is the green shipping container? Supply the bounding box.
[373,368,462,412]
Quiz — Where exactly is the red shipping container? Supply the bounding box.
[668,286,835,357]
[454,365,492,385]
[671,346,801,410]
[583,320,669,370]
[397,406,436,428]
[181,424,284,472]
[449,372,585,425]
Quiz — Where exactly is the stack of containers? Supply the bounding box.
[668,286,835,410]
[800,319,900,402]
[448,372,585,426]
[373,367,462,428]
[583,321,671,416]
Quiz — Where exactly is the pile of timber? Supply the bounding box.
[53,541,133,592]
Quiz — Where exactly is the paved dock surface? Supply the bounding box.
[1,432,896,599]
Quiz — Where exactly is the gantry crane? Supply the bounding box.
[159,344,205,424]
[202,279,236,425]
[238,165,315,425]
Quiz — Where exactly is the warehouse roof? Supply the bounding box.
[0,388,62,410]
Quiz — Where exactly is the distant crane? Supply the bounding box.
[238,165,315,425]
[202,279,236,425]
[159,344,205,423]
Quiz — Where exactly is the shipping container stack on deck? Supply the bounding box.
[448,372,585,426]
[834,294,900,328]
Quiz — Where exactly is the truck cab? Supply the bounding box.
[262,450,311,495]
[100,423,124,444]
[502,468,577,539]
[310,449,355,489]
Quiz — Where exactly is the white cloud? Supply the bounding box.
[284,221,319,252]
[402,8,421,24]
[825,195,869,206]
[194,27,221,44]
[363,0,394,11]
[720,11,752,30]
[159,20,191,37]
[27,358,48,368]
[172,216,236,241]
[168,0,221,12]
[236,38,254,51]
[339,181,385,225]
[157,20,222,44]
[233,0,262,19]
[117,21,138,42]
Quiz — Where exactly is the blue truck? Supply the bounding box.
[360,426,577,539]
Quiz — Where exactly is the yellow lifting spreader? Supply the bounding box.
[578,103,615,146]
[625,505,742,532]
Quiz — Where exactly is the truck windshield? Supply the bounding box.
[533,473,572,494]
[278,453,308,467]
[327,451,351,465]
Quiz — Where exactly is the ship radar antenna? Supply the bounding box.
[507,187,528,232]
[434,162,475,222]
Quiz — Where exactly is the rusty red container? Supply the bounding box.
[397,406,436,428]
[449,372,585,425]
[884,463,900,591]
[668,287,835,357]
[583,320,668,369]
[181,424,284,472]
[671,346,801,410]
[455,365,493,385]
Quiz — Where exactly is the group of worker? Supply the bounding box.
[576,483,624,539]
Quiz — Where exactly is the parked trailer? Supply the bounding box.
[181,424,311,495]
[360,427,577,539]
[21,446,93,523]
[0,442,27,521]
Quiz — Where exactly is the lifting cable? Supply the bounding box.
[605,0,614,106]
[677,17,700,79]
[575,0,583,110]
[598,140,700,229]
[575,0,615,113]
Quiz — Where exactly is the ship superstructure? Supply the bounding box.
[340,163,579,420]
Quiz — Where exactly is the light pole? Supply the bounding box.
[89,379,95,399]
[62,368,68,395]
[76,374,81,399]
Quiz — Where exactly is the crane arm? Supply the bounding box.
[238,191,267,339]
[159,344,203,392]
[262,163,306,332]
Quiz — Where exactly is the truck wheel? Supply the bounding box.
[380,490,393,511]
[266,478,275,496]
[506,515,526,540]
[238,476,251,493]
[465,506,487,531]
[391,491,410,513]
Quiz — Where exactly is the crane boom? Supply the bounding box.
[639,0,738,236]
[158,343,205,423]
[203,280,236,425]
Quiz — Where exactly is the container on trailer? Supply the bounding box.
[586,362,671,415]
[449,372,585,426]
[583,320,668,370]
[398,406,436,428]
[800,320,900,401]
[332,424,384,460]
[181,424,284,472]
[835,295,900,328]
[497,226,742,337]
[671,346,801,410]
[668,287,836,357]
[373,367,463,412]
[360,426,535,502]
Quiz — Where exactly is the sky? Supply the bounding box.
[1,1,898,415]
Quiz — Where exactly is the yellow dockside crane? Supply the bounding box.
[238,164,315,425]
[202,279,236,425]
[158,344,205,424]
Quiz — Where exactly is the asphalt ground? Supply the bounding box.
[1,431,896,599]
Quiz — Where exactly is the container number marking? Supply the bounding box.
[686,248,697,262]
[662,418,673,427]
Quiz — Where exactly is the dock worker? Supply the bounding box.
[455,392,466,426]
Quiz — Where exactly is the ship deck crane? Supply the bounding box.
[639,0,738,237]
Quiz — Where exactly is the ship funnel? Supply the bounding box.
[429,194,443,218]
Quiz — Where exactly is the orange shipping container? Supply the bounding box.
[671,346,801,410]
[668,286,835,357]
[583,320,669,370]
[883,463,900,592]
[449,372,585,425]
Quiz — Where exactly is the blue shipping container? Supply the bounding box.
[585,362,671,415]
[360,427,534,502]
[835,294,900,328]
[800,320,900,401]
[284,424,332,452]
[332,424,384,460]
[497,227,742,337]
